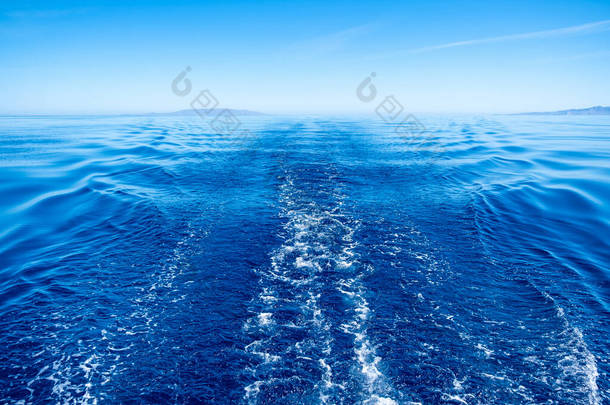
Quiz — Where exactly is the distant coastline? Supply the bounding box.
[511,106,610,116]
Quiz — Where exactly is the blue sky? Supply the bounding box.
[1,0,609,114]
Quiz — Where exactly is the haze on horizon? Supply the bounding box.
[1,0,609,115]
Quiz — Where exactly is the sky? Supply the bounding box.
[1,0,609,114]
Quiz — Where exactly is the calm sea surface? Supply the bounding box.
[0,115,609,404]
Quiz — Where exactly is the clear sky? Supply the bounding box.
[1,0,609,114]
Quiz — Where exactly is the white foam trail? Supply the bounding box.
[243,174,337,402]
[242,169,402,403]
[544,293,601,405]
[331,213,398,404]
[339,275,397,403]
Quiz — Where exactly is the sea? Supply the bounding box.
[0,114,609,404]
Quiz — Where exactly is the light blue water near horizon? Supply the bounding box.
[0,114,609,404]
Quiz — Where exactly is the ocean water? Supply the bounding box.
[0,114,609,404]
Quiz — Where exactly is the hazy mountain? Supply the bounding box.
[514,106,610,115]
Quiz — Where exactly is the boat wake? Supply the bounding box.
[243,167,397,404]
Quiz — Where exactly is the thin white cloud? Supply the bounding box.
[411,19,610,53]
[287,22,378,57]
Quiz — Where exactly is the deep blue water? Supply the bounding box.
[0,114,609,404]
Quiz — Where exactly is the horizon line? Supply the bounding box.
[1,105,609,117]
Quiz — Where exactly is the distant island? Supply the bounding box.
[154,109,265,116]
[513,106,610,116]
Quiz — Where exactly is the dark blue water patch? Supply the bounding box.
[0,115,608,404]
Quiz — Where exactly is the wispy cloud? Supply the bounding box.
[411,19,610,53]
[287,23,378,58]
